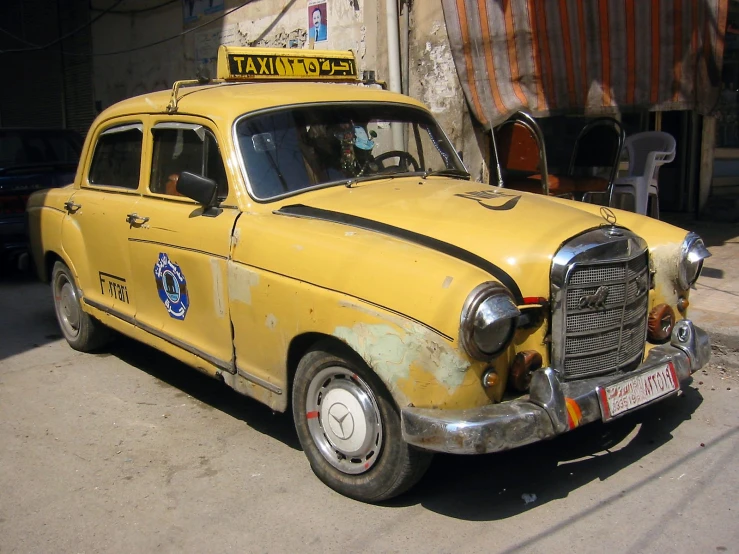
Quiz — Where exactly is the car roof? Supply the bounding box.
[98,81,428,124]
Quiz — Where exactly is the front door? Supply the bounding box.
[62,121,144,320]
[127,119,239,372]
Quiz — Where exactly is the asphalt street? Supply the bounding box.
[1,275,738,553]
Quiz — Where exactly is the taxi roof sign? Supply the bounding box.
[217,46,358,82]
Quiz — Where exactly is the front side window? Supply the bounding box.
[150,125,227,199]
[235,103,464,200]
[88,124,142,189]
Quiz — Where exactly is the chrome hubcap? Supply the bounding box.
[306,366,383,475]
[55,273,80,338]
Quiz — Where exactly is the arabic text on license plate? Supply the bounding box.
[598,362,678,421]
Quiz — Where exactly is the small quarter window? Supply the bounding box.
[150,125,228,200]
[88,124,143,189]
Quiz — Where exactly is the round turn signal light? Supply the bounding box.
[648,303,675,343]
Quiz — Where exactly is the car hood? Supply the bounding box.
[274,178,615,300]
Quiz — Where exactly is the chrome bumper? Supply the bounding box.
[401,320,710,455]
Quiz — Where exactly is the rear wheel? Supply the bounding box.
[292,343,433,502]
[52,261,110,352]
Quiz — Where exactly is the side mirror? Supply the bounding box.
[177,171,218,208]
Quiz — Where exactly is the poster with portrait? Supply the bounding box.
[307,0,328,43]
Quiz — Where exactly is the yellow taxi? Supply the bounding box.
[27,47,711,502]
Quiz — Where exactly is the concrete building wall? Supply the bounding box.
[91,0,487,180]
[407,1,487,181]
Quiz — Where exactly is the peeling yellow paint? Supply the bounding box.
[333,321,470,395]
[230,227,241,249]
[650,242,682,306]
[211,258,225,318]
[395,362,490,409]
[227,262,260,305]
[266,313,278,329]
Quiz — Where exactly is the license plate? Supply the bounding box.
[597,362,679,421]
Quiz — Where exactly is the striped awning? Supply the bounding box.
[442,0,729,129]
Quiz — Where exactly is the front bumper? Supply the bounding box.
[401,320,710,454]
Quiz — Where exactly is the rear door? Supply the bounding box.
[127,118,239,372]
[62,121,144,320]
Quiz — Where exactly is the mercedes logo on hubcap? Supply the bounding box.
[327,403,355,440]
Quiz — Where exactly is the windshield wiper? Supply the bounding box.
[345,172,416,188]
[422,168,470,180]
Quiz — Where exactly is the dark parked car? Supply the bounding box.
[0,128,82,271]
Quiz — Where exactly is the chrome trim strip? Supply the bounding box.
[127,238,228,259]
[101,122,143,135]
[84,297,136,324]
[236,365,283,395]
[82,297,235,374]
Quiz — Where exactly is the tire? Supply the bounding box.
[51,261,110,352]
[292,342,433,502]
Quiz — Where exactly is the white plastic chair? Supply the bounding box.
[611,131,676,218]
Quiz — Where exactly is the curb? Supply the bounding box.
[688,308,739,351]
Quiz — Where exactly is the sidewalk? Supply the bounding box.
[663,214,739,349]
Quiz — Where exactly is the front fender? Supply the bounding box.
[226,261,494,412]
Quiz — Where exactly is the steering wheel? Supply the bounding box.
[373,150,420,173]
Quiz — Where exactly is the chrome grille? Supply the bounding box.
[551,229,650,380]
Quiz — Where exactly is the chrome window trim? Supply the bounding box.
[230,100,466,204]
[100,123,143,135]
[550,226,649,377]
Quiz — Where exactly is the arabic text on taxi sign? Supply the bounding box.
[226,54,357,79]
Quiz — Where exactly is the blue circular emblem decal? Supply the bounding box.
[154,253,189,320]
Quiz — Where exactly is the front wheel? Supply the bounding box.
[51,261,110,352]
[292,343,433,502]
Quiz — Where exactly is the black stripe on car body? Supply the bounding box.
[274,204,524,304]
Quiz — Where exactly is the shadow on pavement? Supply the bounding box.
[105,335,301,451]
[0,273,61,361]
[387,385,703,520]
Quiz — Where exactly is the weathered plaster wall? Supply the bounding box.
[408,2,487,182]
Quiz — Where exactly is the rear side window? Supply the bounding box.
[88,124,143,189]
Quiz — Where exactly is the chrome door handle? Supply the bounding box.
[126,212,149,225]
[63,200,81,213]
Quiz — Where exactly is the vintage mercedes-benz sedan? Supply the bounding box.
[27,47,711,502]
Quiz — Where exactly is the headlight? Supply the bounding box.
[678,232,711,290]
[460,282,520,360]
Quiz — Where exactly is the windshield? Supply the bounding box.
[0,129,82,169]
[235,103,464,200]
